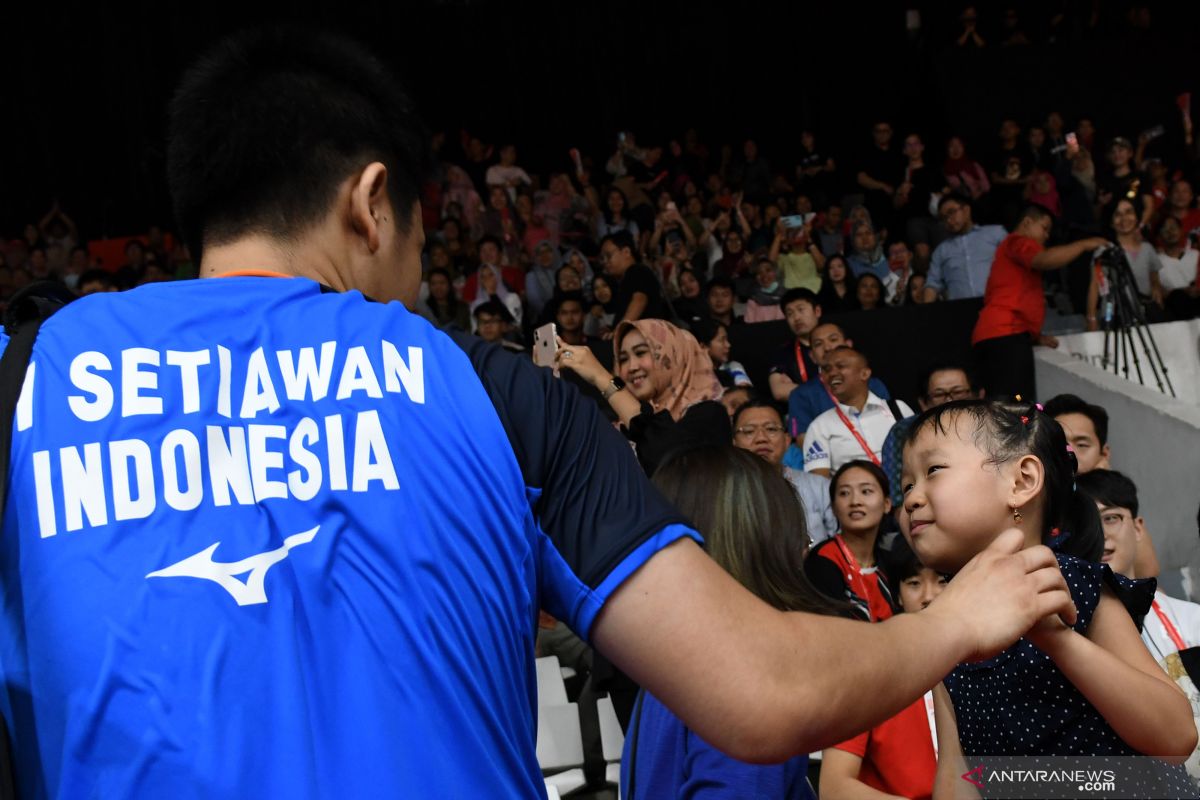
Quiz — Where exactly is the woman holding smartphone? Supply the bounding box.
[555,318,727,475]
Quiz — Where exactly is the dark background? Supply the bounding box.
[4,1,1199,240]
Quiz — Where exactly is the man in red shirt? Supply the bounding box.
[972,204,1107,399]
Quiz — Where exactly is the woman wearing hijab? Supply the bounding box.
[942,136,991,203]
[555,318,729,476]
[469,263,523,334]
[846,222,889,282]
[584,274,618,338]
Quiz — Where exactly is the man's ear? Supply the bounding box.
[348,162,390,254]
[1133,516,1147,544]
[1098,444,1112,469]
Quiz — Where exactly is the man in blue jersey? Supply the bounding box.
[0,27,1079,797]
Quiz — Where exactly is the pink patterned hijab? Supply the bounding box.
[614,319,722,421]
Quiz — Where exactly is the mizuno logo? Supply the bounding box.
[146,526,319,606]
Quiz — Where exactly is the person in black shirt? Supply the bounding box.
[856,120,905,237]
[601,230,666,328]
[989,118,1033,229]
[768,287,823,402]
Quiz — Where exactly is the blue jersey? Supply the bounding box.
[0,277,698,798]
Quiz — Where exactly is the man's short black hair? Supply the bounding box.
[477,234,503,254]
[472,299,513,323]
[937,193,972,212]
[780,287,819,314]
[601,230,636,256]
[731,399,782,431]
[78,269,116,290]
[167,26,427,260]
[705,276,735,296]
[1019,203,1054,225]
[919,362,978,399]
[1043,393,1109,446]
[1076,469,1139,518]
[550,291,586,321]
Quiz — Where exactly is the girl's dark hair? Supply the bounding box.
[903,399,1102,561]
[425,268,460,314]
[604,187,630,224]
[653,445,853,618]
[690,317,723,347]
[829,459,891,507]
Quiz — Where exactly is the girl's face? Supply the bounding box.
[834,467,891,536]
[480,267,498,294]
[1112,200,1138,235]
[947,138,964,160]
[593,278,613,304]
[900,415,1022,572]
[756,262,777,288]
[617,330,658,402]
[706,325,731,364]
[857,276,882,308]
[429,273,450,300]
[898,568,949,613]
[827,258,847,283]
[558,267,582,292]
[908,274,927,303]
[489,187,508,210]
[679,270,700,298]
[608,191,625,214]
[430,247,450,269]
[725,232,743,253]
[569,251,588,273]
[536,246,556,269]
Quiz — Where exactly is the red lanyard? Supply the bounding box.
[1152,600,1187,651]
[794,341,809,383]
[832,402,881,466]
[833,535,885,621]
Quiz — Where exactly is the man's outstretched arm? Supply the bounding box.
[591,530,1074,763]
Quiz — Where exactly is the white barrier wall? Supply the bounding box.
[1035,346,1200,599]
[1054,320,1200,407]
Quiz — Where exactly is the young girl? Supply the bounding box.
[900,399,1196,796]
[821,534,946,800]
[805,461,896,622]
[691,318,752,389]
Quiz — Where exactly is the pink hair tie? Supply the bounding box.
[1035,403,1044,411]
[1066,444,1076,454]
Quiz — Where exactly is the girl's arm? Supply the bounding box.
[932,683,979,800]
[819,748,904,800]
[1031,588,1198,763]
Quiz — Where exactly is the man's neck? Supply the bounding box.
[840,388,869,411]
[199,236,345,290]
[1162,243,1186,259]
[715,311,733,326]
[794,334,810,348]
[560,329,586,346]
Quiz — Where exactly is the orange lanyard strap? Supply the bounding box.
[832,403,881,466]
[213,269,294,279]
[794,341,809,383]
[1152,599,1187,651]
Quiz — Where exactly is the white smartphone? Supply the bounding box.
[533,323,558,368]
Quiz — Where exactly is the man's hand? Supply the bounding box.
[923,529,1076,663]
[1036,334,1059,349]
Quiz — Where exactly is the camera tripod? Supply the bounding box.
[1095,244,1175,397]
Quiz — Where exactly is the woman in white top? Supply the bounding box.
[1087,197,1165,330]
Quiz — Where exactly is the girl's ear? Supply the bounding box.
[1009,454,1045,509]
